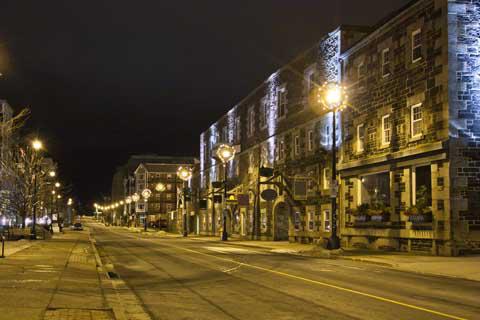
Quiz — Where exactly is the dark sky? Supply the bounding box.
[0,0,410,209]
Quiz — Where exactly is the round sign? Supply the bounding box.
[261,189,278,201]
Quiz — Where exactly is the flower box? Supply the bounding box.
[370,214,390,222]
[355,215,370,223]
[408,212,432,223]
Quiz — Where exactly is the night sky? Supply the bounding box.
[0,0,410,210]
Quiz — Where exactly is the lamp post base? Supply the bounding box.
[221,231,228,241]
[327,235,340,250]
[183,231,188,237]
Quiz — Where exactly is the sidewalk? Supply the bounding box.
[0,229,113,320]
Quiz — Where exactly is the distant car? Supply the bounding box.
[71,222,83,231]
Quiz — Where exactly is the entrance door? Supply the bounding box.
[274,202,289,241]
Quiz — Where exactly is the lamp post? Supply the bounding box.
[177,167,192,237]
[141,189,152,232]
[125,196,132,226]
[132,193,140,227]
[318,82,348,250]
[216,143,236,241]
[31,139,43,240]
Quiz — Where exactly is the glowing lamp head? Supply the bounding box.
[32,139,43,151]
[49,171,56,177]
[120,200,124,205]
[141,188,152,199]
[94,203,98,208]
[216,144,236,163]
[155,183,166,192]
[132,193,140,202]
[57,195,62,199]
[318,82,347,111]
[177,166,193,181]
[55,182,61,188]
[51,190,56,195]
[125,196,132,204]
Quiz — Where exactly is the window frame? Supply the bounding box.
[323,209,331,232]
[248,106,255,137]
[235,116,241,142]
[411,28,422,63]
[356,123,365,153]
[307,130,314,151]
[277,85,287,119]
[381,114,391,147]
[410,103,423,139]
[357,61,365,80]
[382,48,391,78]
[260,97,268,129]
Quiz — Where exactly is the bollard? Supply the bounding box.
[0,235,5,258]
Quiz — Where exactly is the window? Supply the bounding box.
[359,172,390,207]
[294,135,300,156]
[357,124,365,152]
[308,210,315,231]
[167,184,172,191]
[382,114,391,146]
[248,152,254,174]
[323,168,330,190]
[222,126,228,142]
[277,86,287,118]
[412,165,432,207]
[260,97,268,128]
[305,65,316,91]
[308,130,314,151]
[412,29,422,63]
[322,125,330,146]
[166,193,172,200]
[382,48,390,77]
[277,139,285,161]
[248,107,255,137]
[235,116,241,142]
[323,210,331,232]
[411,103,423,138]
[357,61,366,80]
[166,204,173,212]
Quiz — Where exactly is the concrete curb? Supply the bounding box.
[2,239,35,257]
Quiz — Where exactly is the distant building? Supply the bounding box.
[197,0,480,255]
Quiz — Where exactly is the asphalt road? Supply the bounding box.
[90,223,480,320]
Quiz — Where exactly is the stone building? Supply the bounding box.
[197,0,480,255]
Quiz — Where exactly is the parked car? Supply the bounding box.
[71,222,83,231]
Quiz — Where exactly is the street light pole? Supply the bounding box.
[215,143,236,241]
[31,139,43,240]
[318,82,348,250]
[177,167,193,237]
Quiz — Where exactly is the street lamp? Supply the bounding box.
[155,182,166,192]
[141,188,152,232]
[49,171,56,178]
[177,166,192,237]
[317,81,348,250]
[216,143,236,241]
[30,139,43,239]
[55,182,61,188]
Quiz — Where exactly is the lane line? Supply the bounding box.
[99,227,469,320]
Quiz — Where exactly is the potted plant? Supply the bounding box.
[404,185,432,222]
[352,203,370,222]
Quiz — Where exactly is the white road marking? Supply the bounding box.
[203,246,260,254]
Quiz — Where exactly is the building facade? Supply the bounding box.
[197,0,480,255]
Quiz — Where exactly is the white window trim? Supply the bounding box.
[411,28,422,63]
[323,168,330,190]
[356,123,365,153]
[323,209,331,232]
[381,114,391,147]
[294,135,300,155]
[308,210,315,231]
[305,64,316,92]
[382,48,390,78]
[410,103,423,139]
[277,85,287,119]
[260,97,268,129]
[248,106,255,137]
[307,130,314,151]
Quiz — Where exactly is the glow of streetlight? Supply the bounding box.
[216,144,236,163]
[132,193,140,202]
[177,166,193,181]
[125,196,132,204]
[51,190,56,195]
[155,183,166,192]
[32,139,43,151]
[55,182,61,188]
[120,200,124,205]
[141,188,152,200]
[318,82,348,111]
[49,171,56,177]
[57,195,62,199]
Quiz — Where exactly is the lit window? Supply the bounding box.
[323,168,330,190]
[167,184,172,190]
[412,29,422,63]
[166,193,172,200]
[357,61,365,80]
[294,135,300,155]
[360,172,391,207]
[382,114,391,146]
[412,165,432,207]
[277,139,285,160]
[382,48,390,77]
[411,103,423,138]
[357,124,365,152]
[278,86,287,118]
[323,210,331,232]
[308,130,314,151]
